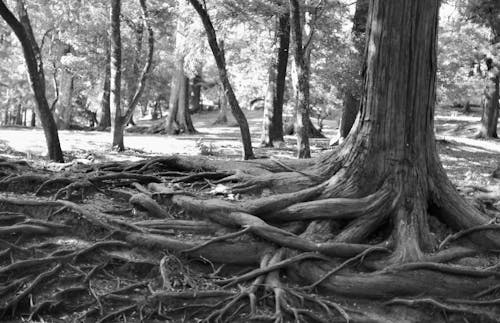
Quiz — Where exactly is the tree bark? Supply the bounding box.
[289,0,310,158]
[261,13,289,147]
[97,47,111,130]
[188,0,254,160]
[0,0,64,162]
[110,0,124,151]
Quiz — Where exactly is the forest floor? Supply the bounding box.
[0,106,498,322]
[0,107,498,190]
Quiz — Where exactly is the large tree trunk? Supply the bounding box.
[110,0,124,151]
[165,56,196,134]
[0,0,64,162]
[289,0,310,158]
[97,47,111,130]
[334,0,369,145]
[261,12,289,147]
[188,0,254,160]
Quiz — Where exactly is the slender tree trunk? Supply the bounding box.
[110,0,154,149]
[15,104,22,125]
[30,109,35,127]
[128,24,143,106]
[98,47,111,130]
[110,0,124,150]
[0,0,64,162]
[261,13,289,147]
[289,0,310,158]
[334,0,369,144]
[188,0,254,160]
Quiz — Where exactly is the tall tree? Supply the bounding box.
[164,3,196,135]
[0,0,64,162]
[260,10,289,148]
[188,0,254,160]
[152,0,500,319]
[109,0,123,150]
[110,0,154,150]
[289,0,311,158]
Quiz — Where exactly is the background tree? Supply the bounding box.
[0,0,64,162]
[164,1,196,135]
[188,0,254,160]
[332,0,368,144]
[109,0,123,150]
[466,0,500,138]
[289,0,311,158]
[261,8,289,147]
[110,0,154,150]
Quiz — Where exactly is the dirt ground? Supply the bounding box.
[0,107,498,188]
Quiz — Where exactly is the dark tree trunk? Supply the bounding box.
[289,0,310,158]
[98,47,111,130]
[0,0,64,162]
[190,73,202,114]
[335,0,369,144]
[30,110,35,127]
[15,104,22,125]
[188,0,254,160]
[110,0,124,150]
[261,13,289,147]
[111,0,154,149]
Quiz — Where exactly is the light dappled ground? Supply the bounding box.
[0,107,498,192]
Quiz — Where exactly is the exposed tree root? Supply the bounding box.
[0,154,499,322]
